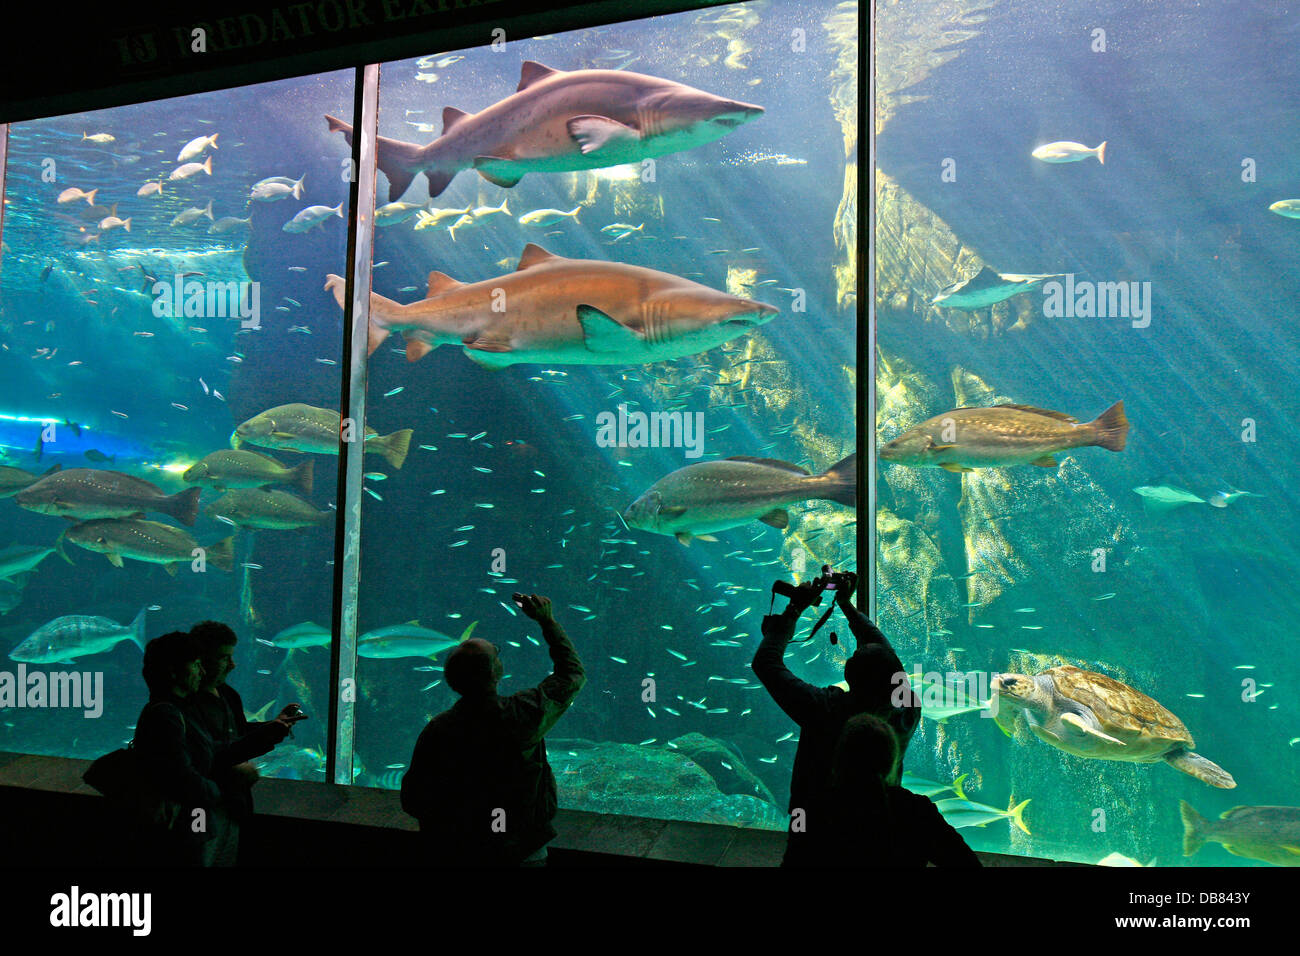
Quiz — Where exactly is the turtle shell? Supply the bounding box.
[1047,665,1193,746]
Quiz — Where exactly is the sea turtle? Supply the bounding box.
[990,665,1235,789]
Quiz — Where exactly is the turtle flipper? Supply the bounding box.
[1061,712,1125,745]
[1165,748,1236,789]
[1029,723,1063,746]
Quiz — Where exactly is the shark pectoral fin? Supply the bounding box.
[1031,456,1058,467]
[675,532,692,546]
[473,163,524,189]
[759,509,789,529]
[1061,712,1124,745]
[578,305,641,353]
[106,553,124,568]
[939,463,973,473]
[566,115,640,155]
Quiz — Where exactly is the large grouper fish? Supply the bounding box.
[624,454,857,545]
[879,402,1128,472]
[325,61,763,201]
[324,244,777,368]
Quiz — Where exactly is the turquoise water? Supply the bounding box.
[0,2,858,838]
[875,1,1300,866]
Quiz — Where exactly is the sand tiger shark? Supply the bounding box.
[931,266,1067,310]
[325,60,763,201]
[323,244,778,368]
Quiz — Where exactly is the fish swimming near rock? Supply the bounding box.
[1180,801,1300,866]
[323,244,777,368]
[356,620,477,660]
[936,796,1032,834]
[205,488,331,531]
[931,266,1066,310]
[623,453,856,545]
[9,607,148,663]
[880,402,1128,472]
[184,449,313,494]
[233,403,412,469]
[325,60,763,200]
[16,468,202,525]
[63,518,234,574]
[1032,140,1106,164]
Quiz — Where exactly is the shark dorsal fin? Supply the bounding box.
[518,61,560,92]
[442,107,472,132]
[993,404,1079,423]
[426,271,464,297]
[517,243,559,271]
[724,456,809,475]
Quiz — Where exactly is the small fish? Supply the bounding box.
[609,656,628,664]
[384,387,405,397]
[1092,593,1117,601]
[1032,140,1106,164]
[1013,608,1036,614]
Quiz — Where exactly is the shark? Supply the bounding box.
[325,60,763,201]
[931,266,1066,310]
[323,243,778,368]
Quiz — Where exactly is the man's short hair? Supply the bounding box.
[190,620,237,654]
[445,642,496,696]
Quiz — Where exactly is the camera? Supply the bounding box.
[285,703,306,719]
[772,565,856,606]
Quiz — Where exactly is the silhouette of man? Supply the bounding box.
[752,570,920,866]
[402,593,585,866]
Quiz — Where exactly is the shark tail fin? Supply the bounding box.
[1089,400,1128,452]
[1180,800,1206,856]
[820,452,858,506]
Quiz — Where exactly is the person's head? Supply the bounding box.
[832,713,901,791]
[844,646,907,703]
[444,638,504,697]
[142,631,204,698]
[189,620,238,690]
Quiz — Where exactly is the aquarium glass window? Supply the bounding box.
[0,72,356,785]
[348,0,860,827]
[874,1,1298,866]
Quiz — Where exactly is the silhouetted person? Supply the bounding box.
[401,593,585,867]
[131,631,258,866]
[831,714,979,866]
[752,571,920,867]
[187,620,304,865]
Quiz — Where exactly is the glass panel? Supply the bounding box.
[0,73,356,787]
[355,0,860,828]
[874,2,1297,866]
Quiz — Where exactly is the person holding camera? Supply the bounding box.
[752,568,920,867]
[401,593,585,867]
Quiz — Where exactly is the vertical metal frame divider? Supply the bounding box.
[327,64,380,787]
[862,7,875,620]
